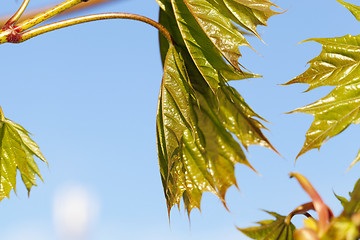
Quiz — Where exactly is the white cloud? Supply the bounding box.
[53,183,100,240]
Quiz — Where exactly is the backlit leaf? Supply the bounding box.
[223,0,280,39]
[156,44,196,214]
[238,211,295,240]
[321,178,360,240]
[285,34,360,163]
[157,0,279,215]
[342,178,360,217]
[0,113,47,200]
[321,216,360,240]
[349,149,360,169]
[337,0,360,21]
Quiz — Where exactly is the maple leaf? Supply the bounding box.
[285,4,360,165]
[240,175,360,240]
[238,211,295,240]
[335,178,360,215]
[156,0,280,215]
[349,149,360,169]
[337,0,360,21]
[322,178,360,240]
[0,108,47,200]
[157,0,279,91]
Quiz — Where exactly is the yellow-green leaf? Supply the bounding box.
[223,0,280,40]
[171,0,243,91]
[341,178,360,218]
[322,216,360,240]
[238,211,295,240]
[156,44,195,215]
[337,0,360,21]
[157,0,279,215]
[321,179,360,240]
[285,34,360,163]
[157,43,274,215]
[0,112,47,199]
[182,0,250,70]
[349,149,360,169]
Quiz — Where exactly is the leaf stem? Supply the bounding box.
[16,0,85,32]
[285,202,315,225]
[290,172,333,236]
[3,0,30,27]
[18,13,173,44]
[0,0,86,44]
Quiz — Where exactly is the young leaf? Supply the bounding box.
[334,192,349,208]
[285,34,360,163]
[336,0,360,21]
[321,216,360,240]
[157,0,279,215]
[320,178,360,240]
[157,42,272,215]
[342,178,360,218]
[156,44,196,215]
[349,149,360,169]
[171,0,244,91]
[0,115,47,200]
[223,0,280,40]
[238,211,296,240]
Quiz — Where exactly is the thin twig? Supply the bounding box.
[16,0,85,32]
[19,13,173,44]
[3,0,30,27]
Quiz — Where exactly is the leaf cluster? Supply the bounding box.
[0,108,47,200]
[240,173,360,240]
[1,0,360,240]
[156,0,279,215]
[284,0,360,168]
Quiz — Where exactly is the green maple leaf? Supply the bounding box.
[238,211,295,240]
[337,0,360,21]
[156,0,279,215]
[157,0,279,91]
[321,216,360,240]
[0,109,47,200]
[350,149,360,169]
[341,178,360,217]
[335,178,360,212]
[285,1,360,166]
[323,178,360,240]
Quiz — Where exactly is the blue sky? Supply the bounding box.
[0,0,359,239]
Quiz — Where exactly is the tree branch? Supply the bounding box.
[18,13,173,45]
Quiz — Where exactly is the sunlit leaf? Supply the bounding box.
[223,0,280,39]
[156,44,195,215]
[349,149,360,169]
[337,0,360,21]
[293,177,360,240]
[285,34,360,163]
[334,192,349,208]
[157,42,274,215]
[0,115,47,200]
[320,178,360,240]
[321,216,360,240]
[238,211,295,240]
[342,178,360,218]
[171,0,244,91]
[157,0,279,215]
